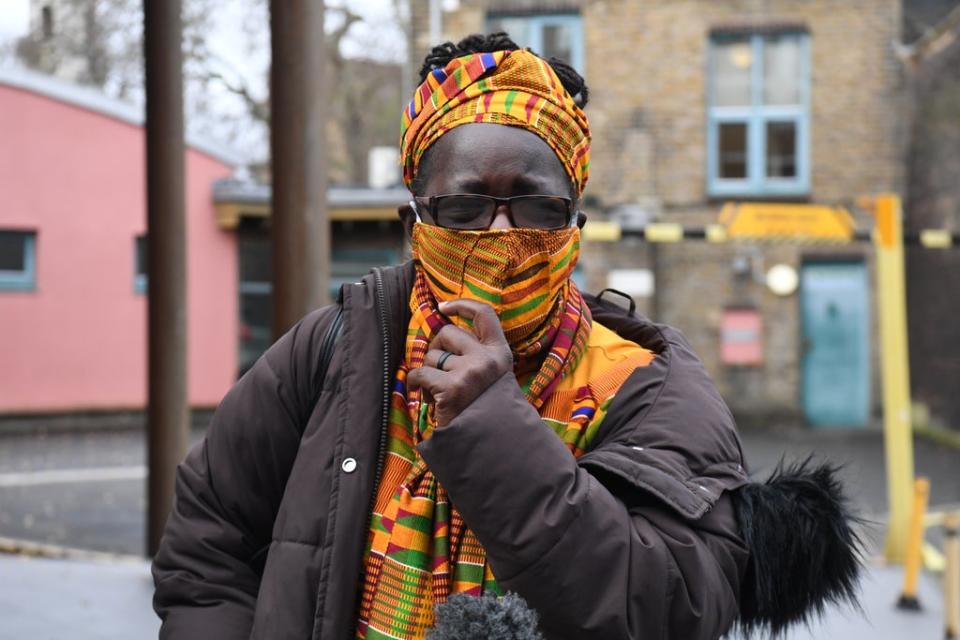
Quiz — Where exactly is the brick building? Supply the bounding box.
[903,1,960,430]
[435,0,908,426]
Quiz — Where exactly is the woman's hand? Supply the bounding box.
[407,299,513,426]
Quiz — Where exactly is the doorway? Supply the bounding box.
[800,259,870,427]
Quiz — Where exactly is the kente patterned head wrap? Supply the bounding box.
[400,49,591,196]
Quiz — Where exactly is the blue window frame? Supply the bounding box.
[486,12,584,73]
[707,32,810,197]
[0,230,37,292]
[134,235,147,294]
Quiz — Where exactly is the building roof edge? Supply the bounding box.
[0,65,246,167]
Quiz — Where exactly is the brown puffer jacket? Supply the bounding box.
[152,262,752,639]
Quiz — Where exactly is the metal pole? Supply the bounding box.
[144,0,188,556]
[871,193,916,563]
[946,512,960,639]
[269,0,329,339]
[897,476,929,609]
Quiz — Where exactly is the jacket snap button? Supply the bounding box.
[341,458,357,473]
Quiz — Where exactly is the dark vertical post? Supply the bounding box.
[269,0,329,340]
[144,0,188,556]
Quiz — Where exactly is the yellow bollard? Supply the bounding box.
[870,194,916,563]
[897,477,930,610]
[945,512,960,639]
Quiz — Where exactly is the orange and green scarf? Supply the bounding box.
[356,225,590,639]
[356,220,664,639]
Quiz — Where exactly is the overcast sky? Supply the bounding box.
[0,0,445,160]
[0,0,414,80]
[0,1,30,39]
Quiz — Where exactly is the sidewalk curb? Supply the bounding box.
[0,535,148,565]
[0,409,214,437]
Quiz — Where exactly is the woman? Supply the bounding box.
[153,34,861,640]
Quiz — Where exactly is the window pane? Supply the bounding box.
[766,121,797,178]
[135,236,147,276]
[541,23,574,65]
[0,232,27,272]
[487,17,529,45]
[238,233,271,283]
[719,122,748,179]
[763,36,802,105]
[713,40,752,106]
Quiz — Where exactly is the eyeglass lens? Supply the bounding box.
[432,195,571,230]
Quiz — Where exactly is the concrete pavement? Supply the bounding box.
[0,551,947,639]
[0,553,158,640]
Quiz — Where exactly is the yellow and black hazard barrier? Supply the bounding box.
[583,220,959,247]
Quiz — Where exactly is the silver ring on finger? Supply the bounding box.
[436,350,454,371]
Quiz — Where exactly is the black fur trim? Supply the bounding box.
[427,592,544,640]
[734,457,866,637]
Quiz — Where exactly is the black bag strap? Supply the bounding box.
[312,305,344,406]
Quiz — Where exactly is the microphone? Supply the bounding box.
[427,592,545,640]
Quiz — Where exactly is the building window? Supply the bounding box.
[487,12,584,72]
[707,32,809,197]
[134,235,147,294]
[236,220,403,377]
[0,230,37,292]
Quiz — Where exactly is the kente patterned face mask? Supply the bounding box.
[410,222,580,352]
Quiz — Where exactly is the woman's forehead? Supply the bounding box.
[424,124,569,194]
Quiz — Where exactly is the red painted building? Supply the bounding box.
[0,66,241,413]
[0,67,410,415]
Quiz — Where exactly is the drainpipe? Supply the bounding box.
[144,0,188,557]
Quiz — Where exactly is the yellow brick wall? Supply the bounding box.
[436,0,902,421]
[443,0,904,209]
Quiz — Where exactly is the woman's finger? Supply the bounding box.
[438,299,507,346]
[424,348,461,371]
[428,323,480,355]
[406,365,448,395]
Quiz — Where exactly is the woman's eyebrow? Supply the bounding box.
[447,174,557,194]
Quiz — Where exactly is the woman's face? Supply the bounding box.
[408,123,572,231]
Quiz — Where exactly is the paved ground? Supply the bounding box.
[0,553,945,639]
[2,423,959,555]
[0,422,957,637]
[0,554,158,640]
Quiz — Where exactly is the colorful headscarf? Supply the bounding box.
[399,49,591,196]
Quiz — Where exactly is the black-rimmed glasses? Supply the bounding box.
[411,194,576,230]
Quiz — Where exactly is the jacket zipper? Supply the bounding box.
[348,267,393,639]
[368,266,392,524]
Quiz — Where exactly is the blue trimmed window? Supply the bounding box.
[0,230,37,292]
[707,32,810,197]
[486,12,584,72]
[134,235,147,294]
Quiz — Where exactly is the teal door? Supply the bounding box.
[800,261,870,427]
